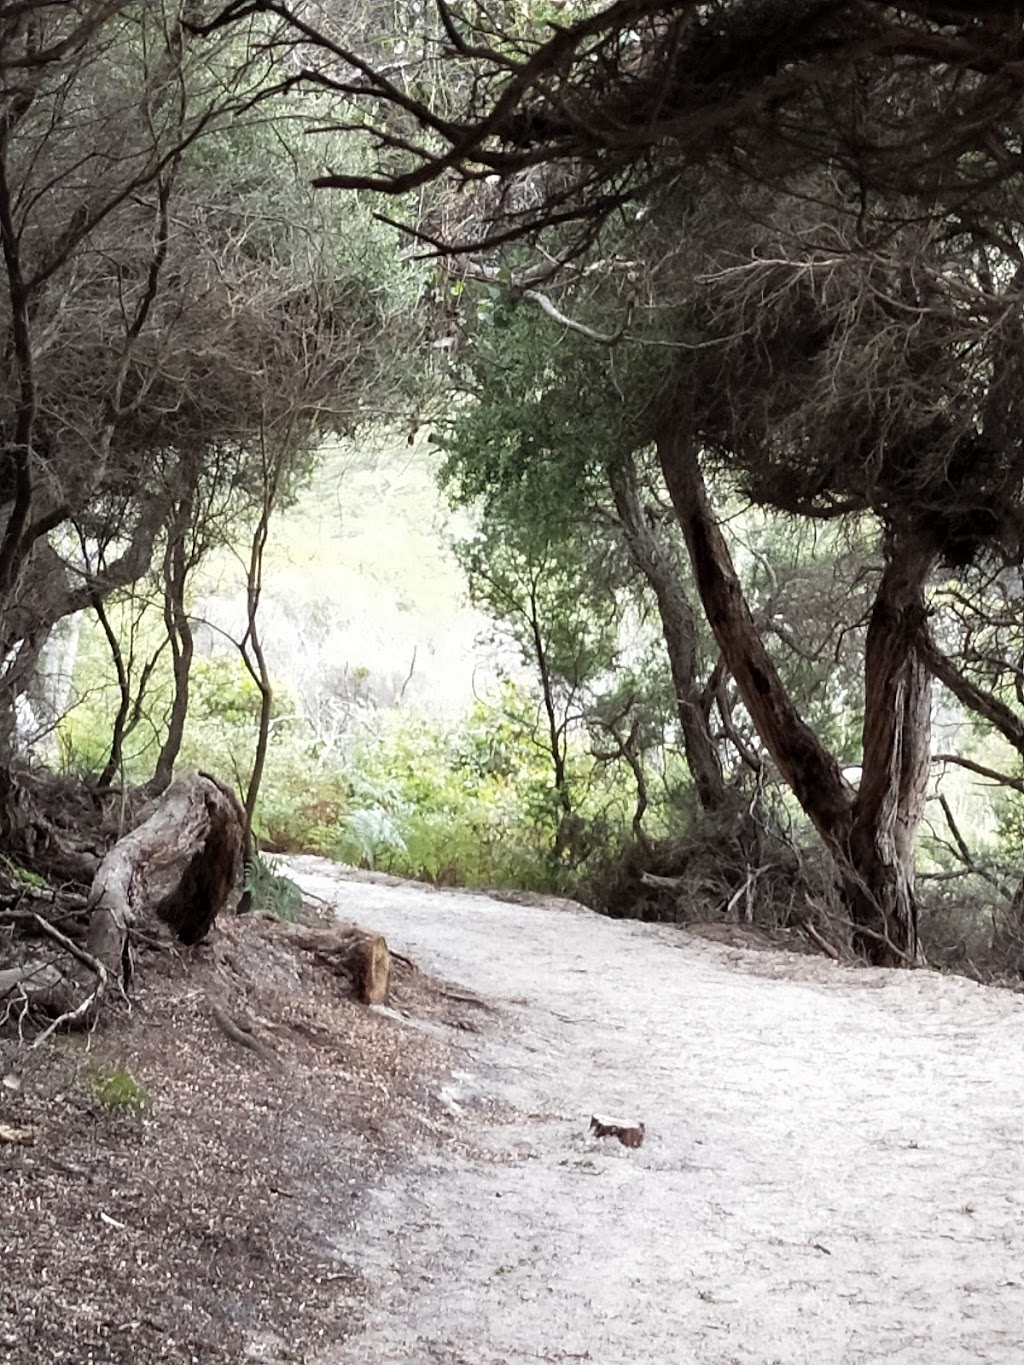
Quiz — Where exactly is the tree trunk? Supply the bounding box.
[95,596,131,790]
[237,460,277,910]
[88,771,245,973]
[608,453,727,812]
[845,526,934,965]
[149,493,196,796]
[657,429,929,965]
[0,118,37,601]
[657,430,854,841]
[525,572,574,855]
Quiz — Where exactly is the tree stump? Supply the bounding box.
[263,922,391,1004]
[3,772,244,1037]
[87,771,245,973]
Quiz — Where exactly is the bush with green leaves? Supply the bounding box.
[59,600,654,895]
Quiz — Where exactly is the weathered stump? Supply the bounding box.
[87,770,245,969]
[263,922,391,1004]
[3,772,244,1038]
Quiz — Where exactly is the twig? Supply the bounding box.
[929,795,1016,900]
[520,288,632,344]
[436,986,493,1010]
[725,865,766,922]
[936,792,973,865]
[29,914,101,972]
[32,975,107,1049]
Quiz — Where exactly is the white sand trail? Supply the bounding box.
[289,860,1024,1365]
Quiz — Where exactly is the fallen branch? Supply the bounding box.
[640,871,685,893]
[30,918,109,1048]
[31,982,104,1047]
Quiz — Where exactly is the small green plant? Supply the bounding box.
[0,852,46,889]
[243,851,303,920]
[86,1062,152,1118]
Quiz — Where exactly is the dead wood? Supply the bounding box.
[801,921,842,961]
[3,772,244,1039]
[89,770,245,957]
[258,920,392,1005]
[640,871,686,893]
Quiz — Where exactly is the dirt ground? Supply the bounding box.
[0,898,485,1365]
[3,862,1023,1365]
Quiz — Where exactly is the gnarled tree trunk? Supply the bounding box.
[658,429,928,965]
[2,772,244,1034]
[88,770,245,972]
[846,525,934,965]
[658,431,854,840]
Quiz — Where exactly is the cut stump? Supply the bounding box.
[260,921,392,1004]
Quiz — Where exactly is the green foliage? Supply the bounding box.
[61,635,282,785]
[189,657,269,726]
[0,853,46,889]
[325,695,575,888]
[216,690,638,893]
[85,1062,152,1120]
[436,287,654,510]
[242,852,303,921]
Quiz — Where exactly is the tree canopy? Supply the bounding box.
[5,0,1024,976]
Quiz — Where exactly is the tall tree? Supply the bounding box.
[0,2,419,814]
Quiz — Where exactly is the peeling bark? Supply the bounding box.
[846,526,935,965]
[88,771,245,974]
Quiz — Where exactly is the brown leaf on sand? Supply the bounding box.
[589,1114,646,1148]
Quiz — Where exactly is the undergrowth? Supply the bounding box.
[85,1062,152,1119]
[242,852,304,920]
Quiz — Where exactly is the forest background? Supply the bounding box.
[4,0,1024,984]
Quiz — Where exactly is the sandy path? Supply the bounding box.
[289,859,1024,1365]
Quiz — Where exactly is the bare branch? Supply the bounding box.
[932,753,1024,794]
